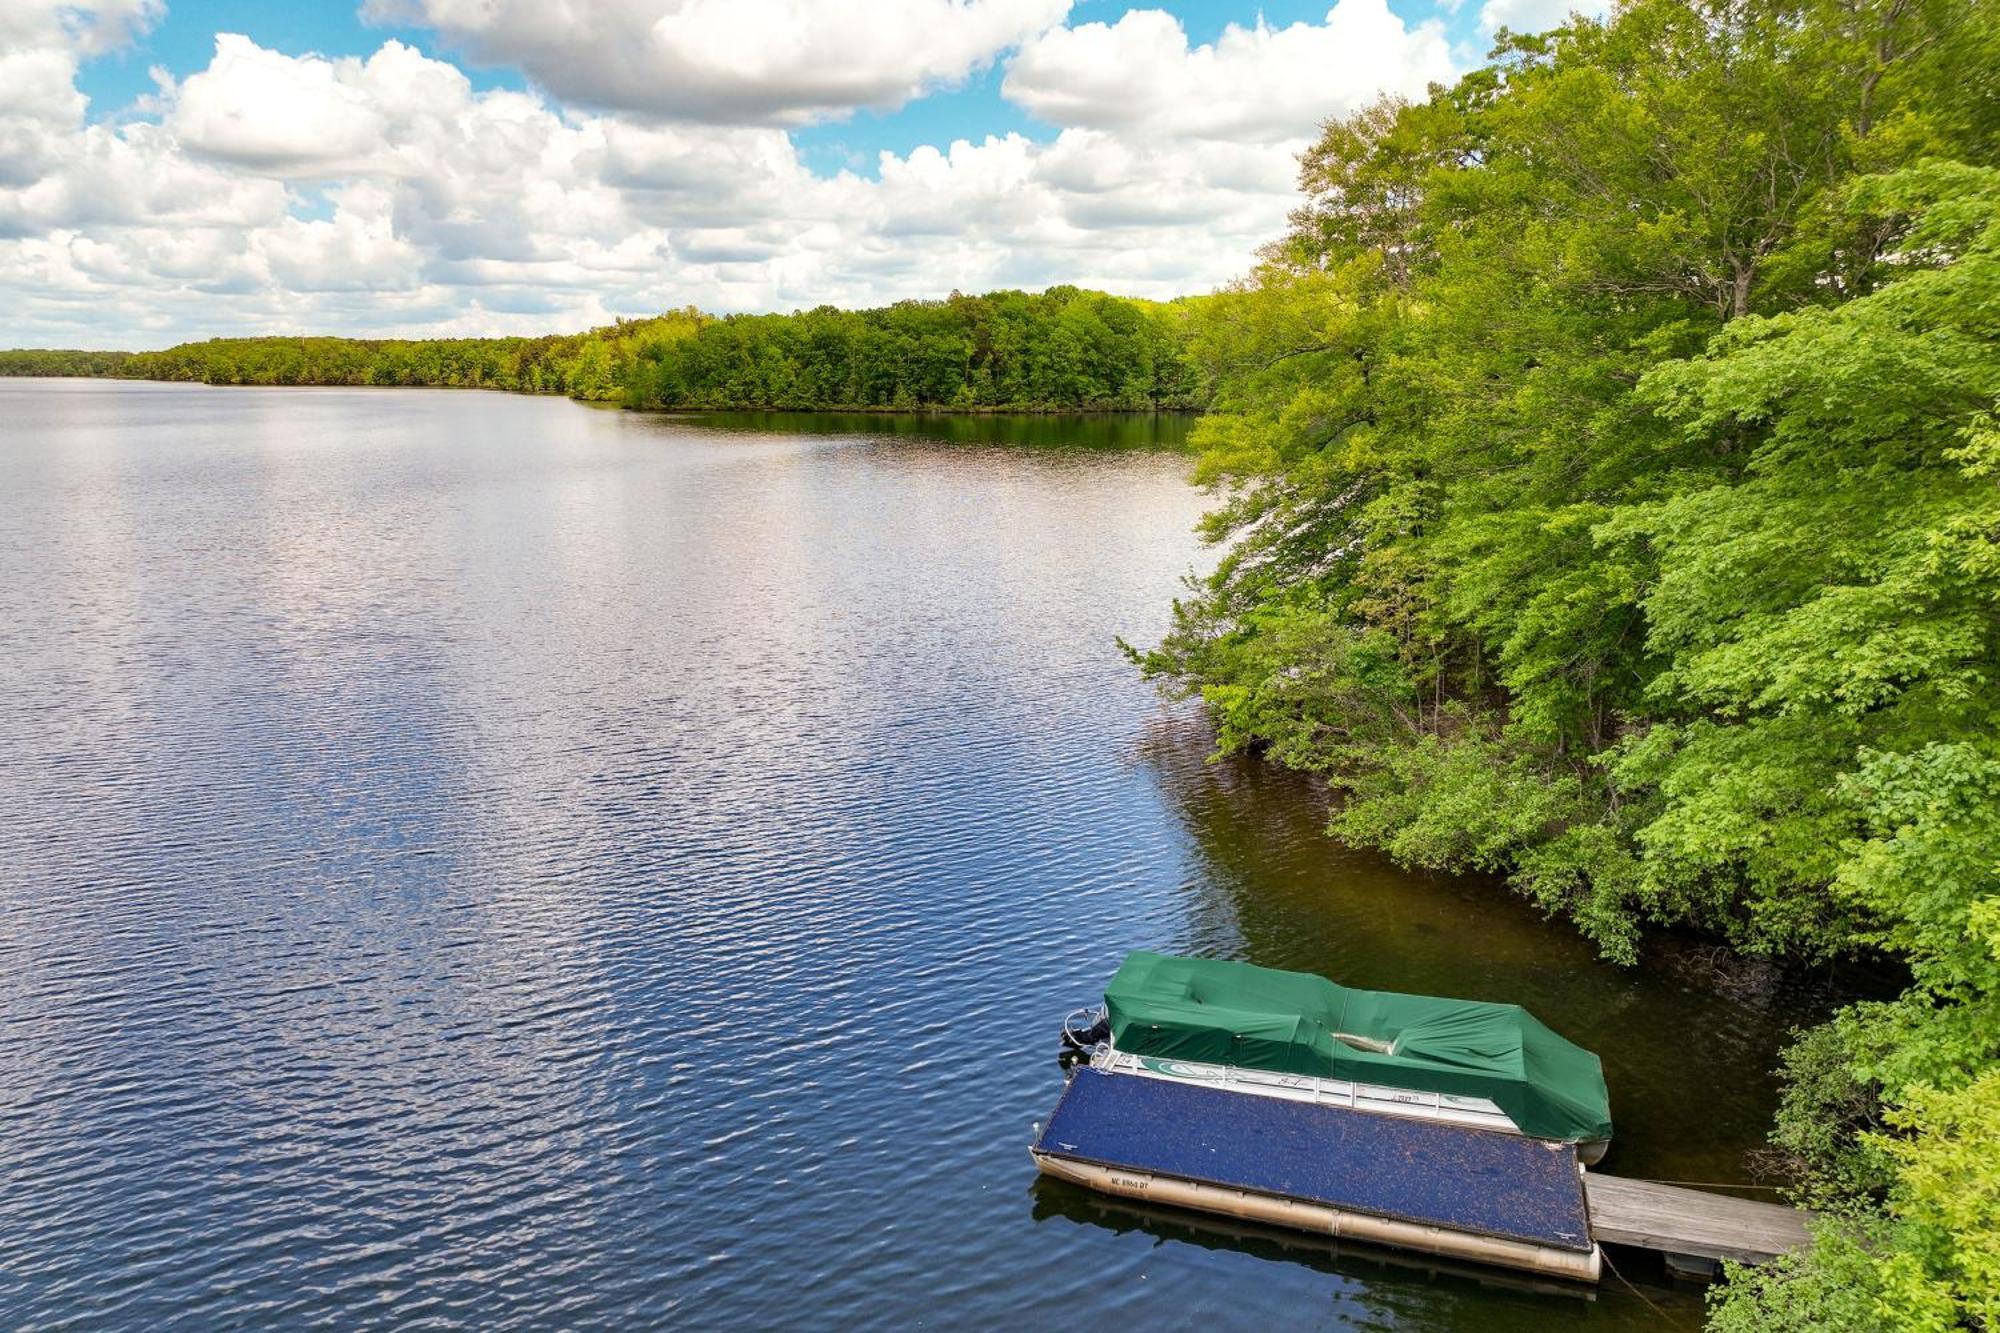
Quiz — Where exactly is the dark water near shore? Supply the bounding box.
[673,409,1201,450]
[1,381,1836,1329]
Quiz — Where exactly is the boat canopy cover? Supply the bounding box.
[1102,951,1612,1143]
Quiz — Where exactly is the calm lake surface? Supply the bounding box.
[1,381,1840,1329]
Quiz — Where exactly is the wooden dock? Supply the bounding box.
[1584,1174,1813,1276]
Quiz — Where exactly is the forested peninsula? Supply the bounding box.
[1132,1,1998,1326]
[0,286,1201,413]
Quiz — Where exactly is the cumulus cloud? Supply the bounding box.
[169,35,390,174]
[1004,0,1454,142]
[0,1,160,188]
[259,184,422,292]
[0,3,1476,347]
[364,0,1073,125]
[0,0,161,56]
[1476,0,1612,38]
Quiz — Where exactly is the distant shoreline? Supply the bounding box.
[0,375,1204,418]
[0,288,1211,414]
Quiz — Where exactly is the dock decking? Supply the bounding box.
[1584,1174,1813,1268]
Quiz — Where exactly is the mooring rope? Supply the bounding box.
[1599,1247,1684,1327]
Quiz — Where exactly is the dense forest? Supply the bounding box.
[0,348,133,377]
[0,287,1201,412]
[1131,0,1997,1325]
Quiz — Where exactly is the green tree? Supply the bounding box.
[1128,4,1997,1321]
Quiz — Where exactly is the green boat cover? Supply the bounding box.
[1103,952,1612,1144]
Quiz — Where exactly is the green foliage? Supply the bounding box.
[622,287,1200,411]
[1880,1072,2000,1320]
[1877,1071,2000,1327]
[0,348,133,376]
[1705,1217,1944,1333]
[0,288,1201,414]
[1763,1018,1895,1213]
[1130,1,1999,1321]
[1789,742,2000,1155]
[1722,740,2000,1327]
[1140,0,1998,948]
[1328,718,1586,876]
[1713,1071,2000,1332]
[5,311,708,401]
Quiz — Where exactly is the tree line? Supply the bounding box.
[0,287,1202,413]
[1128,1,1998,1325]
[0,348,134,377]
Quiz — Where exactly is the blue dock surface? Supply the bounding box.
[1035,1068,1593,1253]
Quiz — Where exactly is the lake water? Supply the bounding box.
[0,381,1841,1329]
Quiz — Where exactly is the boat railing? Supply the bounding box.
[1094,1043,1509,1130]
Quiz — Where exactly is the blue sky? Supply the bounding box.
[4,0,1581,347]
[70,0,1498,173]
[73,1,527,110]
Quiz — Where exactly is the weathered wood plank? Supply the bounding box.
[1585,1174,1813,1264]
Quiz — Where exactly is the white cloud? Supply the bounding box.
[0,120,286,238]
[169,35,390,174]
[0,2,159,189]
[1004,0,1454,142]
[365,0,1073,125]
[0,0,161,56]
[259,185,422,292]
[0,4,1473,348]
[1476,0,1612,39]
[0,49,88,187]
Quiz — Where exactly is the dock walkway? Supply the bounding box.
[1584,1174,1813,1272]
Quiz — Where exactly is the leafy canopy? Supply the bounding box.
[1130,0,1998,1323]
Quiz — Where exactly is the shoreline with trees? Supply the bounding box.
[0,286,1205,415]
[1129,1,1997,1325]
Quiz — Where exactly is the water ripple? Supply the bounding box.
[0,384,1829,1330]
